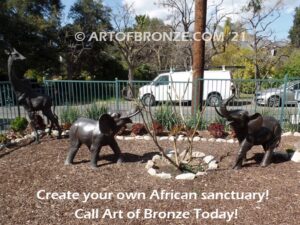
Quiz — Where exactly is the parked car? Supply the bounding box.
[255,80,300,107]
[139,70,233,106]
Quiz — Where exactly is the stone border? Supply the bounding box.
[0,129,69,147]
[1,130,296,147]
[115,132,298,144]
[144,151,219,180]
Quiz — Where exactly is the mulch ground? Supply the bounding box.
[0,136,299,225]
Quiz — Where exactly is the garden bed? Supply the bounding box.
[0,136,299,224]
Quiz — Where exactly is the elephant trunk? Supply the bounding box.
[120,106,140,120]
[216,94,235,119]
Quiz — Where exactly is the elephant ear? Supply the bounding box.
[248,113,263,134]
[99,114,116,135]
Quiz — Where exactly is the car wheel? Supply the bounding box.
[142,94,155,106]
[207,93,222,106]
[268,96,281,107]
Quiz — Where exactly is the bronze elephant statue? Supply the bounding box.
[65,108,140,168]
[216,94,282,169]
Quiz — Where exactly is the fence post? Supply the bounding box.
[115,78,120,112]
[280,74,288,128]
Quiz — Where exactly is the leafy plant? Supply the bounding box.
[154,104,181,130]
[10,117,28,132]
[84,103,107,120]
[186,111,207,130]
[0,134,8,144]
[131,123,148,135]
[60,106,81,124]
[180,163,205,174]
[208,123,227,138]
[152,121,165,135]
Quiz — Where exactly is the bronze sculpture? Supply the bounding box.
[4,46,61,142]
[65,108,140,168]
[216,94,282,169]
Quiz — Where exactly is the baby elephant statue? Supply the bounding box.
[215,94,282,169]
[65,108,140,168]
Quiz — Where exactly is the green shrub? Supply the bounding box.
[0,134,8,144]
[24,69,44,83]
[10,117,28,132]
[154,104,181,130]
[60,106,81,124]
[84,103,108,120]
[185,111,208,130]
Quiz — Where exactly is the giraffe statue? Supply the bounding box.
[4,46,62,142]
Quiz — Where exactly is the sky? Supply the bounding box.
[61,0,299,41]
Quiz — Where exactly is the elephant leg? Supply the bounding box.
[109,138,123,163]
[28,111,39,143]
[261,147,273,167]
[90,144,101,168]
[65,140,81,165]
[232,139,253,170]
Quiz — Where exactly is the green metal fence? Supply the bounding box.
[1,76,300,133]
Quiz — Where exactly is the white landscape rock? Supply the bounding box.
[227,139,235,144]
[203,155,215,164]
[159,136,169,141]
[145,160,154,170]
[192,151,206,158]
[166,153,174,158]
[207,160,218,170]
[216,138,226,143]
[282,132,293,137]
[124,136,135,141]
[156,172,172,179]
[152,155,161,162]
[177,135,185,141]
[144,135,152,141]
[200,138,207,142]
[175,173,196,180]
[294,132,300,137]
[147,168,157,176]
[24,134,33,139]
[52,130,59,137]
[208,138,216,142]
[166,149,175,154]
[61,130,69,136]
[193,137,201,142]
[291,151,300,163]
[169,136,175,141]
[135,135,144,140]
[116,136,124,140]
[14,138,22,143]
[196,171,207,176]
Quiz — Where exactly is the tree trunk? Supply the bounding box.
[192,0,207,114]
[126,65,134,99]
[66,57,75,80]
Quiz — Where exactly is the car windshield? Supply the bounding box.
[152,75,169,85]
